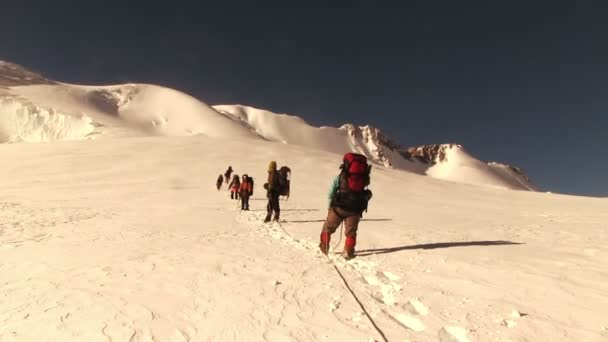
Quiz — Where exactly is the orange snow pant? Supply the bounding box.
[320,207,360,248]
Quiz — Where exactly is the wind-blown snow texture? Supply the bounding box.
[2,60,606,341]
[0,96,95,143]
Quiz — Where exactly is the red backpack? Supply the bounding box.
[341,153,370,192]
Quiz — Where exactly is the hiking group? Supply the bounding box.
[217,166,255,210]
[216,152,372,260]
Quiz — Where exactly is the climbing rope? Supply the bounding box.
[276,220,389,342]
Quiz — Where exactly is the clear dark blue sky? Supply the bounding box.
[1,2,607,196]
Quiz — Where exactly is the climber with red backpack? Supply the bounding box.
[239,174,253,211]
[319,153,373,260]
[229,174,241,200]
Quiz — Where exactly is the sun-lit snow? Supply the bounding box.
[425,144,538,190]
[0,135,606,341]
[11,84,259,139]
[0,95,95,143]
[214,104,357,154]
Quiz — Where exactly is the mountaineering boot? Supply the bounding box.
[264,214,271,223]
[343,235,356,260]
[273,214,280,222]
[319,232,331,255]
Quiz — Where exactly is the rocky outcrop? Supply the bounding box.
[399,144,463,164]
[488,162,534,184]
[340,124,403,167]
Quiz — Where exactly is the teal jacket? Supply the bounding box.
[327,175,340,208]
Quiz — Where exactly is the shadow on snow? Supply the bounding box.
[285,218,392,223]
[355,240,523,257]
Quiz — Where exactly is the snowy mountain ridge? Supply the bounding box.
[339,123,403,167]
[214,104,537,191]
[0,60,537,191]
[0,60,55,86]
[399,143,536,189]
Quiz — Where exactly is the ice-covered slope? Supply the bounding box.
[0,134,606,341]
[0,62,93,142]
[0,95,95,143]
[8,84,259,140]
[1,60,260,141]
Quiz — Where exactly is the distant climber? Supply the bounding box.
[224,166,233,185]
[216,174,224,190]
[240,174,253,210]
[264,161,281,222]
[319,153,372,260]
[229,174,241,200]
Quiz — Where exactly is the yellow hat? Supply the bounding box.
[268,161,277,171]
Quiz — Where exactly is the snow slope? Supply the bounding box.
[214,104,355,154]
[216,105,538,191]
[0,135,606,341]
[411,144,539,191]
[10,84,259,139]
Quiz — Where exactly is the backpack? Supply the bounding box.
[332,153,372,213]
[248,177,254,194]
[230,175,240,190]
[341,153,371,192]
[278,166,291,197]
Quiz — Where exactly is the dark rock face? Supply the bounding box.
[85,90,120,116]
[399,144,462,164]
[507,165,533,183]
[0,61,55,86]
[340,124,404,167]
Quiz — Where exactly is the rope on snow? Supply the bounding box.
[276,220,389,342]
